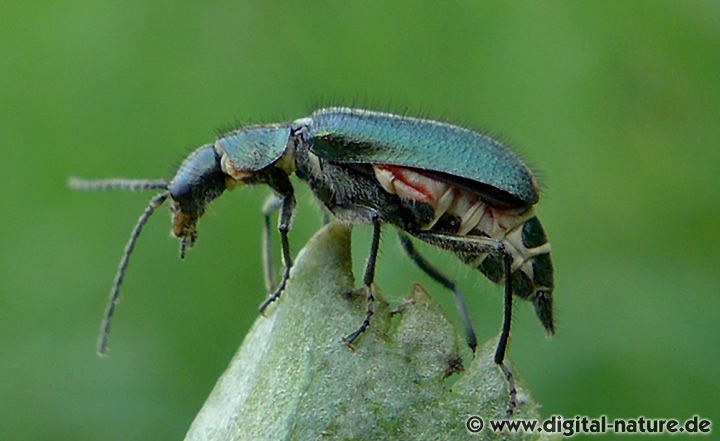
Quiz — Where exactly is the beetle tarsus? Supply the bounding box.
[258,264,291,315]
[499,362,517,420]
[257,221,293,313]
[342,285,375,346]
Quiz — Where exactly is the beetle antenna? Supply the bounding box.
[97,192,169,356]
[69,177,168,191]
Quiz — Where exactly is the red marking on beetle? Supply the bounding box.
[377,164,435,202]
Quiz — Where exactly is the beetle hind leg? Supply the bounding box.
[397,232,478,352]
[497,249,517,419]
[410,231,517,418]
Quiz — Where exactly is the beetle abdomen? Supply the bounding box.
[374,163,554,324]
[374,164,535,237]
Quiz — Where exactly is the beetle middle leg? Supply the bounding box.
[342,210,382,348]
[412,231,517,418]
[397,232,478,352]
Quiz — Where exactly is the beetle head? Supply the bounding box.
[70,126,294,354]
[167,125,296,257]
[167,144,229,257]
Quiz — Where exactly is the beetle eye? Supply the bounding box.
[168,144,227,215]
[168,179,192,206]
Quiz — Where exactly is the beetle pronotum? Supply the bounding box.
[70,108,554,418]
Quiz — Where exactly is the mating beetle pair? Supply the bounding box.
[71,107,554,418]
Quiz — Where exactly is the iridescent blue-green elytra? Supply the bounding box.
[307,108,540,205]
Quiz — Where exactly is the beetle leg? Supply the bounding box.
[412,232,513,363]
[410,231,516,418]
[321,212,331,226]
[343,210,381,348]
[498,250,517,419]
[397,232,478,352]
[259,171,296,315]
[261,194,283,294]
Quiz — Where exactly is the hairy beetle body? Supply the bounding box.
[71,107,555,419]
[278,109,554,333]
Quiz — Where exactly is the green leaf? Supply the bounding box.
[185,222,554,441]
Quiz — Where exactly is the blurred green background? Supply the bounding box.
[1,1,718,440]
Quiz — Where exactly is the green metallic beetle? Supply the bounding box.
[71,107,554,419]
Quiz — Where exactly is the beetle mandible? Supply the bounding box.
[70,107,554,418]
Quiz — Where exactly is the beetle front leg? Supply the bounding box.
[342,211,381,348]
[397,232,478,352]
[259,172,296,315]
[261,194,283,294]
